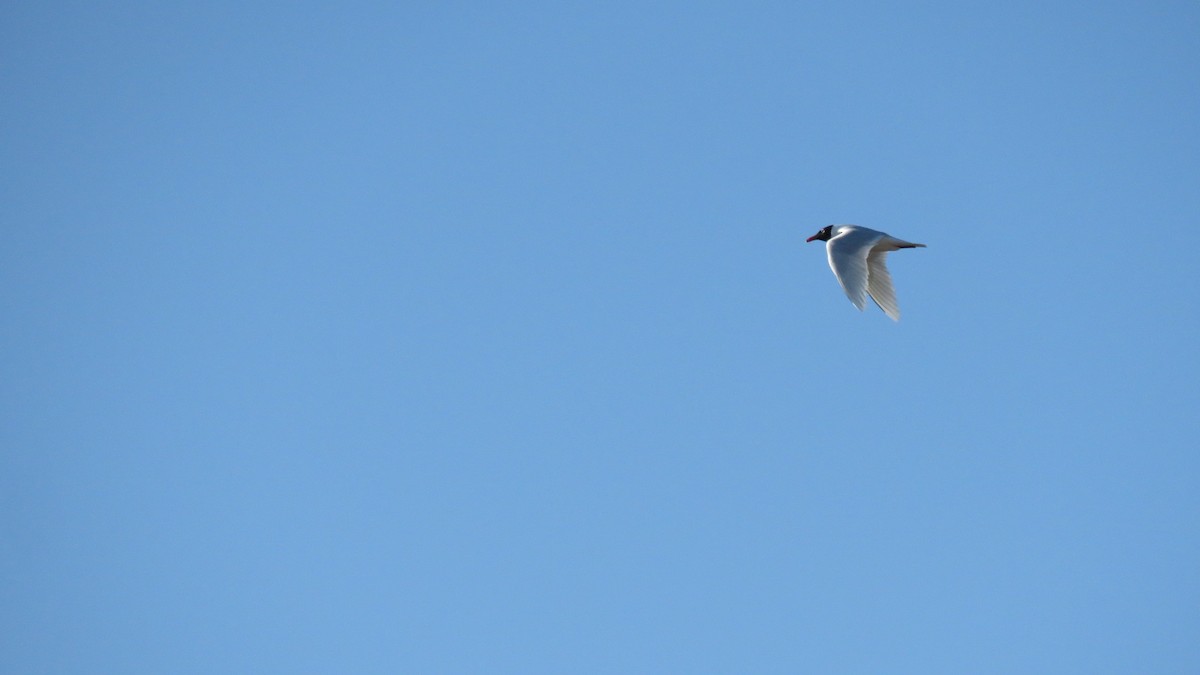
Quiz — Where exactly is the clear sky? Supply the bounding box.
[3,2,1198,673]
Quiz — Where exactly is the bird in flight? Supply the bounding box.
[806,224,926,321]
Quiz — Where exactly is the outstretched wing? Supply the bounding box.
[866,248,900,321]
[826,227,882,312]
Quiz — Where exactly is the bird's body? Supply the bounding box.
[806,224,925,321]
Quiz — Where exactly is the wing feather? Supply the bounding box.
[866,249,901,321]
[826,227,881,312]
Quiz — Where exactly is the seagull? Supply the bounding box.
[806,224,926,321]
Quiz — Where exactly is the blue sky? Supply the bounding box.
[3,1,1198,672]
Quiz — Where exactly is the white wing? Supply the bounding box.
[826,226,884,312]
[866,248,900,321]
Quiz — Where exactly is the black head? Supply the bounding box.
[806,225,834,243]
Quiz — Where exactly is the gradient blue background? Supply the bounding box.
[4,2,1198,672]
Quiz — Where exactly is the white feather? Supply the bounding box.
[821,225,924,321]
